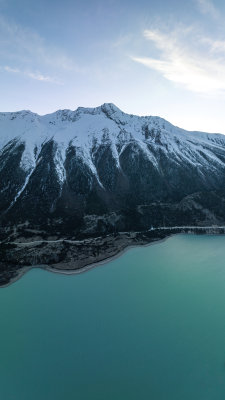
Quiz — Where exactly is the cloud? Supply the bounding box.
[26,71,61,83]
[0,15,80,74]
[2,65,61,84]
[4,65,20,73]
[112,34,133,48]
[131,28,225,93]
[195,0,219,19]
[202,37,225,54]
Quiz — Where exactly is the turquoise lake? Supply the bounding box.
[1,234,225,399]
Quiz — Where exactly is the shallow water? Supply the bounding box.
[1,234,225,400]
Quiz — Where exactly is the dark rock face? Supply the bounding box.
[1,103,225,243]
[0,140,26,212]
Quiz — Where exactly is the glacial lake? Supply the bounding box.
[1,234,225,400]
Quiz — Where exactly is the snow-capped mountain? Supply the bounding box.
[1,103,225,240]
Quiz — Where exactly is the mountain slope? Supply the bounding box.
[1,102,225,242]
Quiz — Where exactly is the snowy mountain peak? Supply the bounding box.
[1,103,225,249]
[1,103,225,187]
[0,109,38,121]
[101,102,123,115]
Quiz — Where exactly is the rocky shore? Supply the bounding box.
[1,226,225,287]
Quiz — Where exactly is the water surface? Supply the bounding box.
[1,234,225,400]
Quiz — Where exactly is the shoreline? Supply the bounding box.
[43,231,225,277]
[1,234,167,288]
[0,227,225,289]
[2,230,225,288]
[45,236,168,276]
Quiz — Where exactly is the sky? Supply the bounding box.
[1,0,225,133]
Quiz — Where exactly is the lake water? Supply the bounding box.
[1,234,225,400]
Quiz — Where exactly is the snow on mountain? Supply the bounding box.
[0,103,224,177]
[1,103,225,223]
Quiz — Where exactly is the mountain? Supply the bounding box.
[1,103,225,285]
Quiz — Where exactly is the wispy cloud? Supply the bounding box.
[2,65,61,84]
[4,65,20,73]
[195,0,219,19]
[112,34,133,48]
[0,14,81,80]
[131,27,225,93]
[26,71,61,83]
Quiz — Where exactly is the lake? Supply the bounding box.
[1,234,225,400]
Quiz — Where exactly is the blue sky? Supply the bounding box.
[1,0,225,133]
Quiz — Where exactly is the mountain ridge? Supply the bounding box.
[1,103,225,285]
[0,102,223,135]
